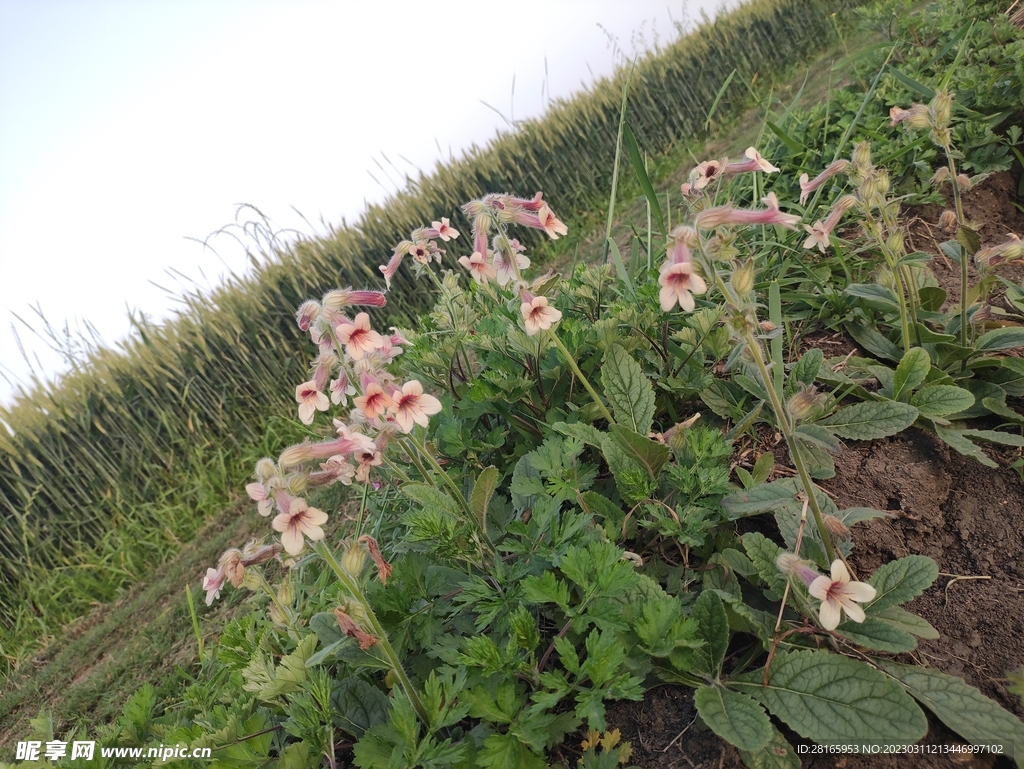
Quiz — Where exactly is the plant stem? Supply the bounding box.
[943,145,970,347]
[316,542,429,725]
[546,331,616,426]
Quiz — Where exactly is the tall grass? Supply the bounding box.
[0,0,863,670]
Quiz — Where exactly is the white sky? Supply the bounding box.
[0,0,727,407]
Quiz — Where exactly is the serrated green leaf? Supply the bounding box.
[695,686,773,752]
[737,724,801,769]
[835,617,918,652]
[553,421,605,448]
[470,466,499,533]
[788,349,823,393]
[974,327,1024,352]
[865,555,939,613]
[608,424,670,480]
[818,400,919,440]
[955,225,982,256]
[601,435,654,504]
[873,606,939,640]
[260,634,317,700]
[742,532,787,595]
[910,385,975,416]
[733,650,927,745]
[794,424,842,453]
[477,732,548,769]
[892,348,930,400]
[601,344,655,433]
[332,678,390,738]
[400,482,462,516]
[934,425,997,468]
[694,590,729,676]
[960,429,1024,447]
[876,660,1024,761]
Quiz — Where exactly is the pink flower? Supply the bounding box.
[322,289,387,310]
[354,448,383,483]
[520,293,562,335]
[431,217,460,241]
[536,204,568,239]
[689,159,723,190]
[330,370,356,406]
[272,497,329,556]
[295,300,321,332]
[336,312,384,361]
[409,239,432,265]
[379,242,410,289]
[202,567,225,606]
[975,233,1024,268]
[802,195,857,253]
[695,192,801,230]
[458,251,497,285]
[388,380,443,433]
[492,239,530,287]
[659,262,708,312]
[295,380,329,425]
[353,381,393,420]
[723,147,780,175]
[808,559,877,630]
[889,104,930,130]
[246,482,275,517]
[799,160,851,205]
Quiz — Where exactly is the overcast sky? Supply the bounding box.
[0,0,728,409]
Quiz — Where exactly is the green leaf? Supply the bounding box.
[974,327,1024,352]
[553,421,606,448]
[259,634,317,700]
[400,482,462,516]
[910,385,975,417]
[694,686,772,752]
[865,555,939,613]
[834,617,918,652]
[622,121,665,238]
[470,466,499,533]
[845,283,901,313]
[736,724,801,769]
[892,348,930,400]
[788,349,823,392]
[818,400,919,440]
[960,428,1024,447]
[873,606,939,640]
[741,532,786,595]
[332,678,390,738]
[794,424,842,454]
[601,435,654,504]
[605,238,636,299]
[477,732,548,769]
[955,225,982,257]
[693,590,729,676]
[886,64,935,98]
[845,323,902,362]
[733,650,927,745]
[608,424,670,480]
[601,344,655,433]
[934,425,997,468]
[876,660,1024,762]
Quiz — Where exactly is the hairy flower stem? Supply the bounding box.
[401,435,496,555]
[546,331,617,426]
[315,542,429,725]
[942,145,970,348]
[864,212,912,352]
[496,229,525,284]
[713,270,837,563]
[254,572,301,639]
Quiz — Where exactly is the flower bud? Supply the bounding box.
[930,167,951,187]
[930,88,952,130]
[254,458,278,481]
[341,541,368,577]
[851,141,872,172]
[730,260,755,295]
[787,384,826,423]
[956,174,973,192]
[886,229,905,255]
[824,514,851,541]
[938,210,958,233]
[776,553,821,588]
[295,300,321,331]
[277,580,295,606]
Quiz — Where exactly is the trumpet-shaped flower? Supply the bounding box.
[492,239,530,286]
[272,496,329,555]
[431,217,460,241]
[353,381,393,420]
[202,568,225,605]
[295,380,329,425]
[976,233,1024,268]
[659,262,707,313]
[691,159,724,190]
[246,482,276,516]
[723,147,780,175]
[808,559,877,630]
[330,369,356,406]
[322,289,387,310]
[802,195,858,253]
[388,379,442,433]
[695,192,801,230]
[336,312,384,360]
[536,204,568,239]
[458,251,497,285]
[520,293,562,335]
[799,160,851,205]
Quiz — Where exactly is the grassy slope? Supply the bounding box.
[0,12,880,748]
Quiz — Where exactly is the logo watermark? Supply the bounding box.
[14,741,211,763]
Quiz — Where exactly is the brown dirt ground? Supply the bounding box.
[603,175,1024,768]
